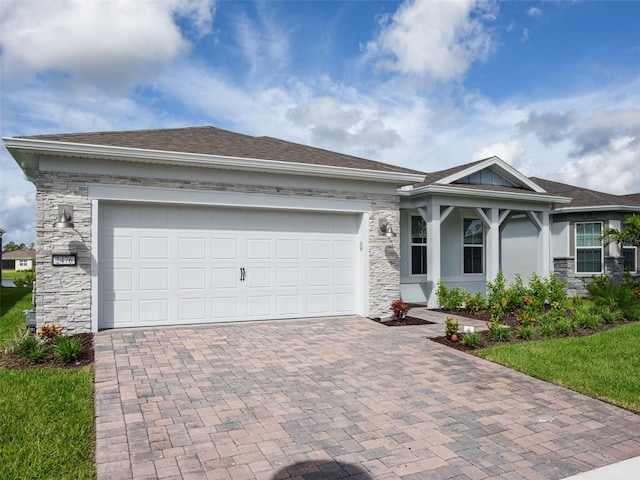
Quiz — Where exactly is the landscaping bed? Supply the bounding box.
[430,309,631,351]
[0,332,94,370]
[370,316,435,326]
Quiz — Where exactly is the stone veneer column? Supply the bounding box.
[36,177,92,334]
[367,201,401,318]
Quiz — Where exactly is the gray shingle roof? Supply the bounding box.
[530,177,640,208]
[2,249,35,260]
[19,126,422,175]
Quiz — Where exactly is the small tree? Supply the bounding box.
[601,214,640,248]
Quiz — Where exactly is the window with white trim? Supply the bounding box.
[411,215,427,275]
[576,222,603,273]
[623,245,637,272]
[463,218,483,274]
[18,260,29,267]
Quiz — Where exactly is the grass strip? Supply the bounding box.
[0,367,95,480]
[477,322,640,413]
[0,287,32,341]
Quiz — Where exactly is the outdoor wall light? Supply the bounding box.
[380,223,397,238]
[53,205,75,229]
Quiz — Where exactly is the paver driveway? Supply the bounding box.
[94,316,640,479]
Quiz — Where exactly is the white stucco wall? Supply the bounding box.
[501,215,539,284]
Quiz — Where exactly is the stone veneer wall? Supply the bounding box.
[36,170,401,333]
[553,256,625,297]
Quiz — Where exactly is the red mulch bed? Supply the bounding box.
[0,333,94,370]
[430,308,631,352]
[370,316,436,326]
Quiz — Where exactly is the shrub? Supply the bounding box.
[516,325,535,340]
[53,336,82,363]
[547,273,569,310]
[13,269,35,288]
[465,291,486,315]
[600,305,623,324]
[486,271,508,310]
[573,302,602,330]
[1,328,32,354]
[527,273,549,311]
[15,335,46,364]
[505,274,527,313]
[461,332,481,349]
[444,316,459,340]
[584,274,640,321]
[436,280,467,311]
[389,299,408,319]
[488,322,511,342]
[554,316,575,336]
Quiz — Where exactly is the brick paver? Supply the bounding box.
[94,315,640,479]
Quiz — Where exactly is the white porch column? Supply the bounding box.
[419,205,441,308]
[540,211,551,277]
[484,208,500,282]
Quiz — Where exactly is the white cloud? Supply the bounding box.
[528,7,542,18]
[0,191,36,246]
[365,0,496,81]
[472,139,526,165]
[559,136,639,194]
[0,0,215,90]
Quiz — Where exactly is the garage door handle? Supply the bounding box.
[240,267,245,282]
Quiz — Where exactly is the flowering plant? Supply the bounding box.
[389,299,408,319]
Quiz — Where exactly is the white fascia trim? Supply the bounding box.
[552,205,640,214]
[88,183,372,213]
[435,157,547,193]
[2,137,425,185]
[398,184,571,204]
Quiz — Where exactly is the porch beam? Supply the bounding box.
[485,208,500,282]
[538,211,551,277]
[499,209,511,225]
[423,205,441,308]
[440,206,455,223]
[526,211,543,231]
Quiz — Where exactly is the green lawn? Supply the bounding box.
[1,270,20,281]
[477,322,640,413]
[0,288,95,480]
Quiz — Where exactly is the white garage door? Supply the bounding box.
[98,203,360,329]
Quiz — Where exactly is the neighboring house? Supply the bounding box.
[3,127,638,332]
[530,178,640,296]
[1,249,36,271]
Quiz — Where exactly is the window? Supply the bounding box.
[18,260,29,267]
[463,218,483,274]
[411,215,427,275]
[623,245,637,272]
[576,222,603,273]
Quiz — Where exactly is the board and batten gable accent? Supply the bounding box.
[36,169,402,332]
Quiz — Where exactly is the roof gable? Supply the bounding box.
[433,157,545,193]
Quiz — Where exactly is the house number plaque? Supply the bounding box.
[52,254,77,266]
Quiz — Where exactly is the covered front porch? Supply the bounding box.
[396,158,570,307]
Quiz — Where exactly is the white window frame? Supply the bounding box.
[462,218,484,275]
[410,214,427,276]
[575,221,604,274]
[18,259,29,267]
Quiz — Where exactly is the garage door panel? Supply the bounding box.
[276,295,300,316]
[213,238,238,259]
[212,268,239,288]
[247,296,271,317]
[179,298,207,321]
[179,268,206,289]
[179,237,206,259]
[247,239,271,259]
[139,299,169,323]
[139,237,168,259]
[276,267,300,288]
[246,268,271,288]
[212,297,238,319]
[308,294,330,314]
[99,204,360,328]
[308,267,330,287]
[139,268,168,290]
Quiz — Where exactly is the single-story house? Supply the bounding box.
[3,127,639,333]
[1,249,36,271]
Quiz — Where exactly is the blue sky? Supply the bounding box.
[1,0,639,245]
